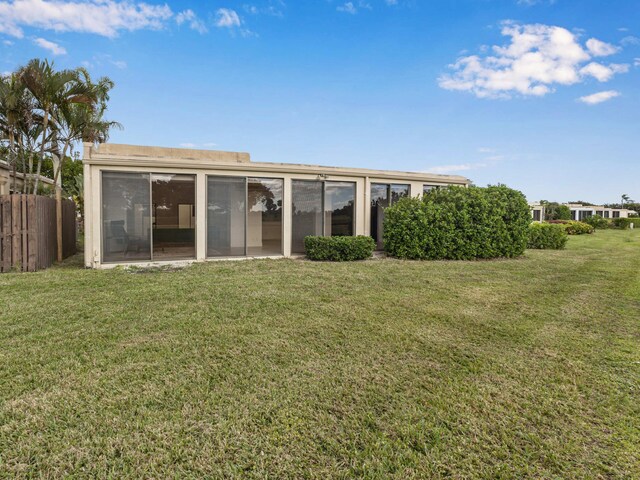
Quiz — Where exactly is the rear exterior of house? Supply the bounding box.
[83,143,470,268]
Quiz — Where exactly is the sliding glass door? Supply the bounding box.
[102,172,196,263]
[291,180,356,253]
[206,176,283,257]
[370,184,389,251]
[324,182,355,237]
[207,176,246,257]
[370,183,409,250]
[292,180,323,254]
[102,172,152,263]
[152,174,196,260]
[247,178,283,256]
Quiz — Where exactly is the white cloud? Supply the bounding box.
[243,1,285,17]
[579,62,628,81]
[439,23,629,99]
[620,35,640,46]
[0,0,173,38]
[337,2,357,14]
[175,9,207,34]
[635,58,640,67]
[337,1,371,14]
[585,38,620,56]
[111,59,127,69]
[2,39,13,45]
[179,142,196,148]
[578,90,620,105]
[215,8,241,28]
[33,36,66,54]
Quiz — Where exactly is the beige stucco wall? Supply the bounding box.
[83,143,470,268]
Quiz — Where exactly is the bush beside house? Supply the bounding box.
[583,214,609,230]
[527,223,568,250]
[383,185,531,260]
[610,218,638,229]
[548,220,594,235]
[304,236,375,261]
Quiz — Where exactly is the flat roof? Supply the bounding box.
[83,143,471,185]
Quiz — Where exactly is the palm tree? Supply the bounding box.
[19,59,92,193]
[0,73,32,193]
[51,75,120,261]
[621,194,631,207]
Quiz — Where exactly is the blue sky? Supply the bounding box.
[1,0,639,204]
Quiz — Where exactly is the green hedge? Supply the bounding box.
[304,235,375,261]
[527,223,568,249]
[583,214,609,229]
[610,218,639,229]
[548,220,594,235]
[383,185,531,260]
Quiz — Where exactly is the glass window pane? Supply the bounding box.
[292,180,323,254]
[325,182,355,237]
[247,178,283,256]
[102,172,151,263]
[391,184,410,203]
[207,176,246,257]
[152,174,196,260]
[370,183,389,250]
[423,184,438,194]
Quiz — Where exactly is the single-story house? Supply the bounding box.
[0,160,55,194]
[83,143,470,268]
[567,204,636,221]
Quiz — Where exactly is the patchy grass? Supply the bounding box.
[0,230,639,478]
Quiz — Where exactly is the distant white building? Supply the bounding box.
[529,202,545,222]
[528,202,636,222]
[566,204,636,221]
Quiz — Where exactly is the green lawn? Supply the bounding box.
[1,230,639,478]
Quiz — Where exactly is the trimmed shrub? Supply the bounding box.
[527,223,568,249]
[383,185,531,260]
[304,235,375,261]
[583,214,609,230]
[547,220,595,235]
[610,218,639,229]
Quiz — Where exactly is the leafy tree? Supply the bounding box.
[1,58,120,262]
[542,202,571,221]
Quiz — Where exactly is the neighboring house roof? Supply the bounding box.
[0,160,55,186]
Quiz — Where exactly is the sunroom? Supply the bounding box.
[83,143,470,268]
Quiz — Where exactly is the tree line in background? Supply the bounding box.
[0,58,120,260]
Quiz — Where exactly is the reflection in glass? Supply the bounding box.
[152,174,196,260]
[102,172,151,262]
[207,176,246,257]
[247,178,283,256]
[325,182,355,237]
[391,184,410,203]
[370,183,389,250]
[292,180,323,253]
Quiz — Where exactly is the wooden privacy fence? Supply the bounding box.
[0,194,77,273]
